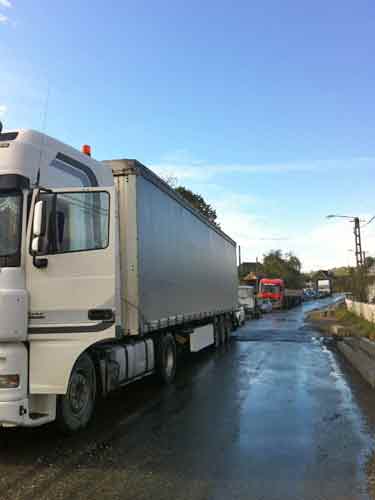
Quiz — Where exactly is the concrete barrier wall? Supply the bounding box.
[346,299,375,323]
[338,339,375,387]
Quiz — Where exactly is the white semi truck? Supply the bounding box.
[317,279,332,297]
[238,286,259,318]
[0,126,238,431]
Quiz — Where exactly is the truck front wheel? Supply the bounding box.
[156,333,177,384]
[56,353,97,433]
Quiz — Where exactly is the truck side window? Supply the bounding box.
[39,191,109,254]
[55,192,109,253]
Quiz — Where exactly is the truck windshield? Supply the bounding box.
[0,191,22,266]
[262,285,280,294]
[239,289,252,299]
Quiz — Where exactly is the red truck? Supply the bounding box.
[258,278,303,309]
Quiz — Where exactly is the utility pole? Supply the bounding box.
[238,245,242,267]
[354,217,363,268]
[327,214,365,268]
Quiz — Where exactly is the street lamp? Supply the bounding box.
[327,214,364,220]
[326,214,366,267]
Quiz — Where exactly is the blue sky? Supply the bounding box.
[1,0,375,270]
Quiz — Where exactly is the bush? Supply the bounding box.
[335,307,375,340]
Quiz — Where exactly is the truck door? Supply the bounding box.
[26,187,116,336]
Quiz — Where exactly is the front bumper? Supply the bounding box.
[0,343,56,428]
[0,398,29,427]
[0,397,55,427]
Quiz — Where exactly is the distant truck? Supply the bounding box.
[317,279,332,297]
[238,286,260,318]
[0,127,238,431]
[258,278,303,309]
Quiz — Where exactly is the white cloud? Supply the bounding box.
[219,208,290,263]
[151,147,317,182]
[232,215,375,272]
[150,152,375,184]
[295,219,375,271]
[0,104,7,116]
[151,160,314,183]
[151,149,375,271]
[204,187,290,263]
[160,149,202,165]
[0,0,12,7]
[0,13,8,23]
[202,183,375,271]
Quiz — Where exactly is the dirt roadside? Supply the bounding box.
[305,302,375,339]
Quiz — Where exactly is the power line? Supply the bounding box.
[362,215,375,228]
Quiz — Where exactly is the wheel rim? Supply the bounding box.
[165,344,175,377]
[68,371,91,416]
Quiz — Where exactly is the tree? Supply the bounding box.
[262,250,303,289]
[364,256,375,269]
[175,186,219,226]
[285,252,302,273]
[162,176,220,227]
[262,250,285,278]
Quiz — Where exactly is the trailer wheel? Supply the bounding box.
[214,316,226,347]
[213,317,221,348]
[56,353,96,433]
[156,333,177,384]
[224,316,232,344]
[219,316,227,345]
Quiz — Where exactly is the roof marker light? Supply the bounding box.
[82,144,91,156]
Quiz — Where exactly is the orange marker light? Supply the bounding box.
[82,144,91,156]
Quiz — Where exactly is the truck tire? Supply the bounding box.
[214,316,226,347]
[224,316,232,344]
[219,316,227,345]
[56,353,97,433]
[214,317,221,348]
[156,333,177,384]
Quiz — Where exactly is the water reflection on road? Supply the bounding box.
[0,297,374,500]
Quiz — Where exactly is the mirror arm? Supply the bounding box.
[30,184,53,194]
[33,255,48,269]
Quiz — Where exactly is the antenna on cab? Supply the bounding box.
[35,169,41,187]
[36,81,51,186]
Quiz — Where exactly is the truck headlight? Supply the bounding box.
[0,375,20,388]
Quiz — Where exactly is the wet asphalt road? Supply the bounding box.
[1,298,375,500]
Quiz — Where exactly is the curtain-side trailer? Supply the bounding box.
[0,127,237,432]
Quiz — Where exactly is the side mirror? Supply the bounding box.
[31,199,48,268]
[31,236,45,254]
[33,200,46,237]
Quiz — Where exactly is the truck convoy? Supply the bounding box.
[0,126,238,431]
[258,278,303,309]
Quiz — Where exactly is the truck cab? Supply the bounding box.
[0,127,116,428]
[258,278,284,309]
[238,286,259,318]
